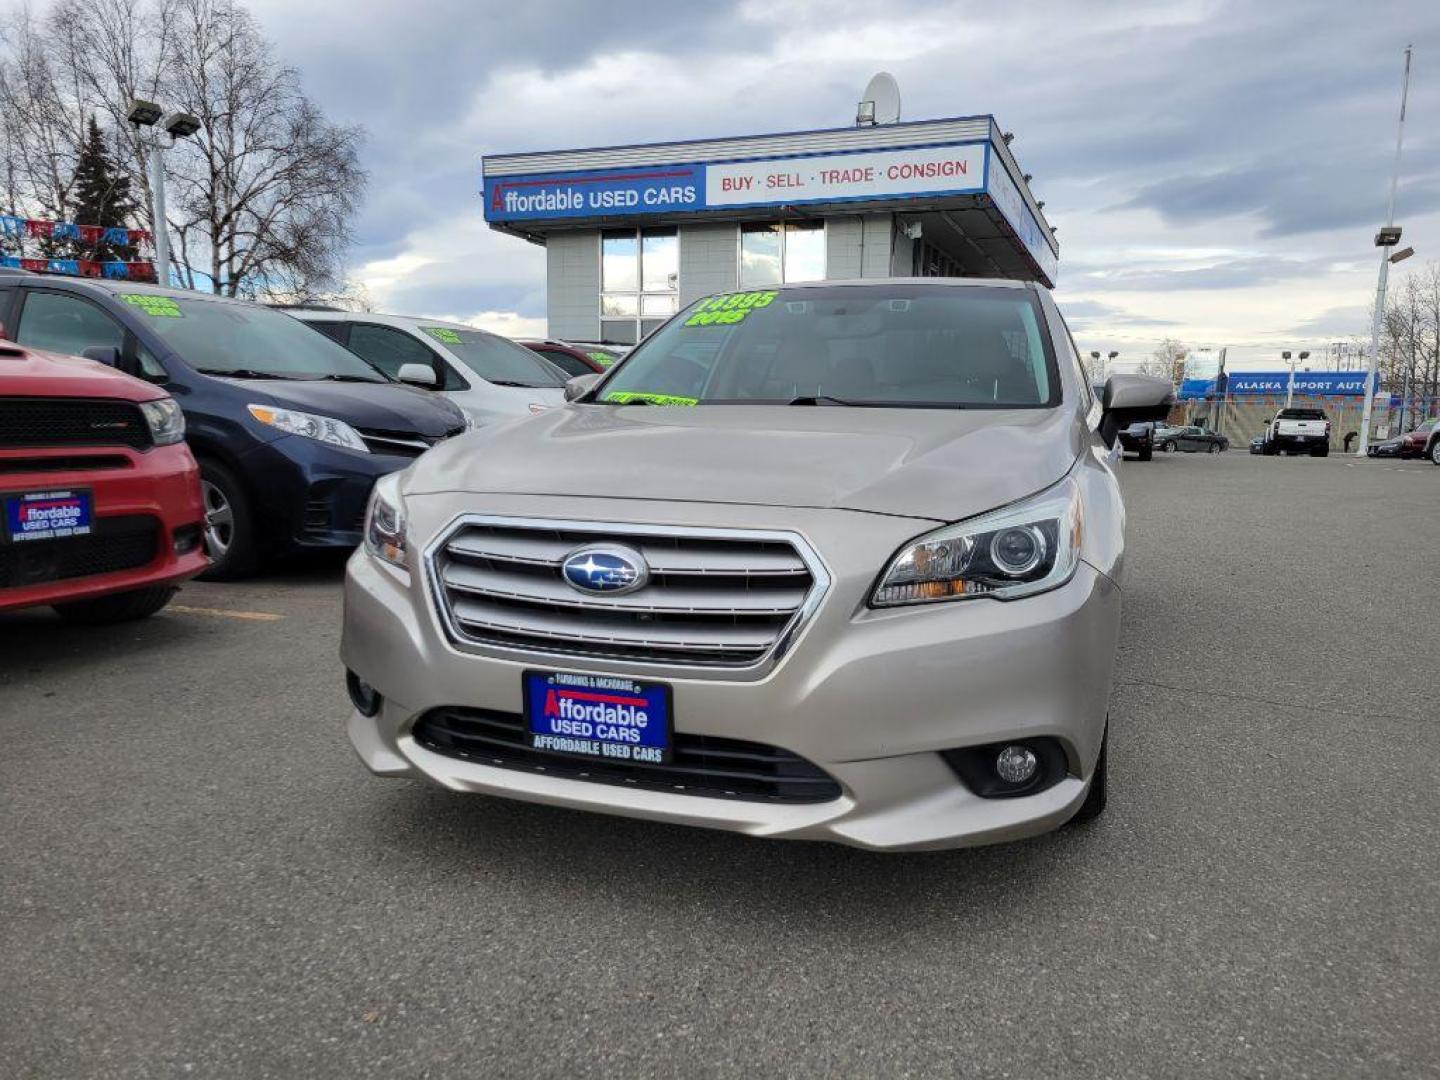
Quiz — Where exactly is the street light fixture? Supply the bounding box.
[1389,246,1415,265]
[126,100,163,127]
[128,98,202,288]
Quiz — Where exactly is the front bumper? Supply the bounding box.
[237,436,417,554]
[0,443,208,613]
[341,496,1121,852]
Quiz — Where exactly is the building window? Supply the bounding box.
[601,227,678,344]
[739,221,825,288]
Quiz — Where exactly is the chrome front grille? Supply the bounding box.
[428,517,827,670]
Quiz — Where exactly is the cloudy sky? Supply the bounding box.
[249,0,1439,370]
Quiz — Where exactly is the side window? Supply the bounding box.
[135,342,167,379]
[346,323,445,383]
[1065,333,1095,413]
[537,348,591,378]
[15,290,125,357]
[309,321,349,344]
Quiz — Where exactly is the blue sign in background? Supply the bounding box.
[485,164,703,222]
[1180,370,1378,400]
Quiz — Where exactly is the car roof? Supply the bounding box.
[16,275,255,307]
[285,308,500,335]
[758,276,1031,292]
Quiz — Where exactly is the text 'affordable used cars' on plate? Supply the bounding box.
[0,272,469,579]
[340,279,1172,851]
[1,340,207,622]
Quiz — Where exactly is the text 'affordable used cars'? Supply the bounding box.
[340,279,1172,851]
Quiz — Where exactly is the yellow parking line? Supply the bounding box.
[169,604,284,622]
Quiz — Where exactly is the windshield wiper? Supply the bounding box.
[196,368,296,380]
[786,394,861,406]
[312,373,385,383]
[489,379,553,388]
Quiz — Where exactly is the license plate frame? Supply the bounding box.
[521,670,673,766]
[1,488,94,544]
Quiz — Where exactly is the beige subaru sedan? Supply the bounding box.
[341,279,1171,851]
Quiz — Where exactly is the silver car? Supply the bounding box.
[291,310,567,425]
[341,279,1172,851]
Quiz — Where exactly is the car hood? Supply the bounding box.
[0,345,165,402]
[406,404,1084,522]
[227,377,465,436]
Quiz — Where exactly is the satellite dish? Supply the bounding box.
[857,72,901,126]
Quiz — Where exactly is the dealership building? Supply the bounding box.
[480,113,1058,344]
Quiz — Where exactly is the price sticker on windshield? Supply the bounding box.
[683,290,776,327]
[120,295,183,318]
[422,327,463,344]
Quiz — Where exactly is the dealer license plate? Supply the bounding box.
[522,670,672,765]
[2,489,93,543]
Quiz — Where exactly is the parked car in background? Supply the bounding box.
[1366,435,1403,457]
[1,340,207,622]
[1263,407,1330,456]
[519,339,627,377]
[0,273,468,579]
[1249,434,1265,455]
[341,278,1175,850]
[1156,425,1229,454]
[294,311,567,425]
[1397,418,1439,461]
[1117,421,1155,461]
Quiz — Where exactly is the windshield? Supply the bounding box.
[421,327,566,388]
[122,294,387,380]
[596,283,1057,407]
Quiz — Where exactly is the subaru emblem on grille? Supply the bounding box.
[561,545,648,595]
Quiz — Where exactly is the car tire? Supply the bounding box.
[1208,443,1220,454]
[1312,446,1329,458]
[53,585,176,625]
[1070,725,1108,825]
[1138,445,1153,462]
[197,459,259,581]
[1431,441,1440,466]
[1162,441,1176,452]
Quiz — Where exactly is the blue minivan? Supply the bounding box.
[0,272,468,578]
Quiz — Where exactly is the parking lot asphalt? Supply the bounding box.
[2,452,1438,1079]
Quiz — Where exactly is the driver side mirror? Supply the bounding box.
[565,373,601,402]
[397,362,438,389]
[1100,374,1174,448]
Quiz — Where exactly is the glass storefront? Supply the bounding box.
[601,227,679,343]
[739,221,824,288]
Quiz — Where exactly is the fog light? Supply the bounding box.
[996,745,1038,784]
[346,670,381,717]
[173,523,203,555]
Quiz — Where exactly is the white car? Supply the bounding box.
[290,310,566,425]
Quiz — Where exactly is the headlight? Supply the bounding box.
[138,398,185,445]
[363,472,406,569]
[871,476,1083,607]
[247,403,368,452]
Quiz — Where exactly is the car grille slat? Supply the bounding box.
[0,398,153,450]
[441,560,809,615]
[413,707,843,804]
[431,518,825,669]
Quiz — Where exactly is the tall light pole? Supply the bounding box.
[1358,45,1413,456]
[127,100,201,288]
[1283,350,1311,408]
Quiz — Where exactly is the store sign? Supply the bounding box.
[485,164,705,220]
[984,160,1059,284]
[485,141,988,221]
[704,143,985,207]
[1180,370,1379,398]
[1182,349,1222,382]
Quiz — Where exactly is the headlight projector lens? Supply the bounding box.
[990,526,1046,577]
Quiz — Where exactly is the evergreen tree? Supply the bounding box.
[66,116,141,263]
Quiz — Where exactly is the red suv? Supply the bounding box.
[2,341,208,622]
[1399,418,1440,462]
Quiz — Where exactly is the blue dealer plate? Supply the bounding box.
[522,671,672,765]
[2,489,93,543]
